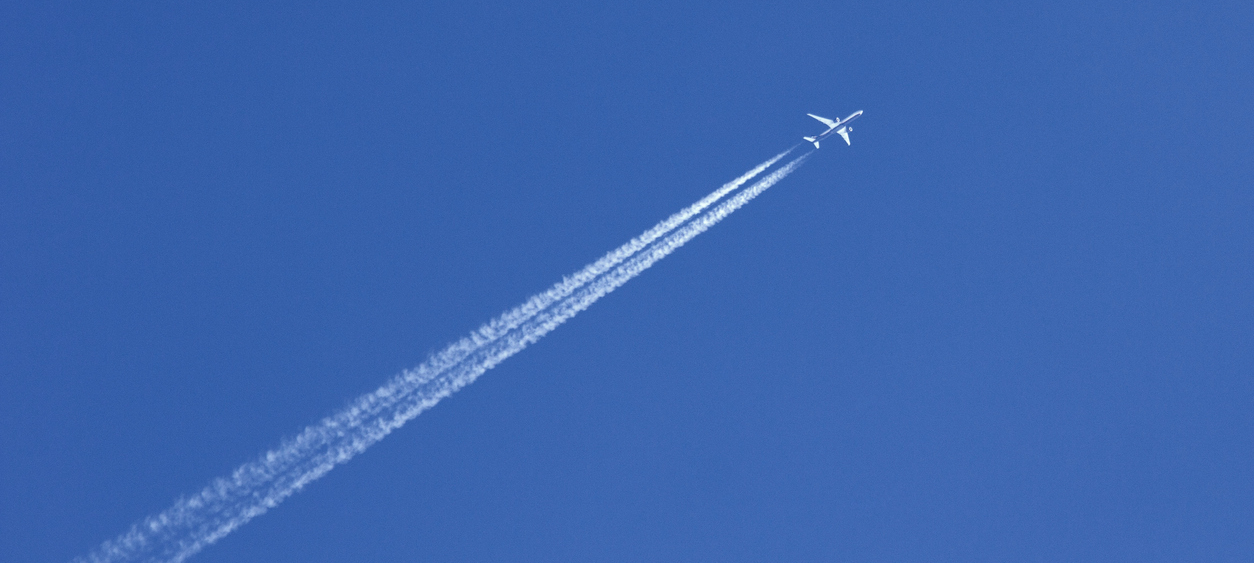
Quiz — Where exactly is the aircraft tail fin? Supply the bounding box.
[803,136,819,149]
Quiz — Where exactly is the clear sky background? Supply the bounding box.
[3,2,1253,561]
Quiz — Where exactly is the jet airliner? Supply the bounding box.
[803,110,863,148]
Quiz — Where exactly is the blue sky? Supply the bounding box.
[3,1,1253,561]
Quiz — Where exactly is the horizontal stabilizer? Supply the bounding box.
[803,136,820,149]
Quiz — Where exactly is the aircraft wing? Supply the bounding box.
[807,113,839,129]
[837,127,851,145]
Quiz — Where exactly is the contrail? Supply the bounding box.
[76,148,809,563]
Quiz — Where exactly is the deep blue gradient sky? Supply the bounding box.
[4,2,1253,561]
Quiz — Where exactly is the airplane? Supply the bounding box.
[803,110,863,148]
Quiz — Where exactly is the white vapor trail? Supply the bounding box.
[76,148,809,563]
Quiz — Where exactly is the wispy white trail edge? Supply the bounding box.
[77,149,808,563]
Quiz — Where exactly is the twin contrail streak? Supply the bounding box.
[77,148,811,563]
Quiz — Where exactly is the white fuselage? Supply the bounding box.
[813,110,863,144]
